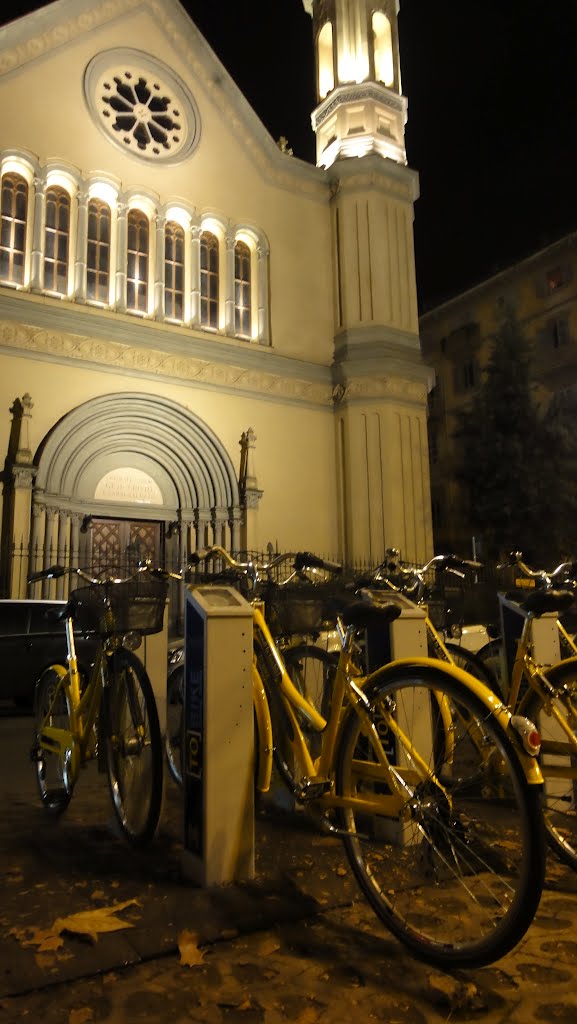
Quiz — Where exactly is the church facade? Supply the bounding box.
[0,0,433,602]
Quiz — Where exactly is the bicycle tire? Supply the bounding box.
[524,658,577,870]
[444,641,503,697]
[102,649,163,847]
[334,663,545,968]
[283,643,337,720]
[165,663,184,788]
[476,639,507,697]
[33,666,74,815]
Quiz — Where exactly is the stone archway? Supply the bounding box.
[27,392,243,600]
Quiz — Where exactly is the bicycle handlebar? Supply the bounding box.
[498,551,577,587]
[27,563,154,586]
[187,545,342,583]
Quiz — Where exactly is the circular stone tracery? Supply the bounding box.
[84,49,200,164]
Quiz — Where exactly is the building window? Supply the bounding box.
[44,185,70,294]
[164,220,184,320]
[454,359,476,393]
[0,172,28,285]
[87,198,111,303]
[234,240,251,338]
[126,209,149,313]
[546,265,569,292]
[552,317,570,348]
[200,231,218,329]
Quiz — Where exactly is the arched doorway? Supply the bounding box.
[26,392,243,632]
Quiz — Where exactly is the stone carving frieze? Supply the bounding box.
[337,377,428,404]
[0,320,333,405]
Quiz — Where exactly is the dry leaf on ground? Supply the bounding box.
[178,928,205,967]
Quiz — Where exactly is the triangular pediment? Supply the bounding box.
[0,0,321,191]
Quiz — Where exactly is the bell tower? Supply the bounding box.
[303,0,434,565]
[302,0,407,169]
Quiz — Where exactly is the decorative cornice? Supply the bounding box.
[313,83,406,131]
[0,319,334,406]
[332,376,428,405]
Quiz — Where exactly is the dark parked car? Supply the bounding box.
[0,599,98,711]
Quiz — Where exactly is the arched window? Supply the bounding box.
[127,208,149,313]
[372,12,394,87]
[44,185,70,294]
[317,22,334,99]
[234,240,251,339]
[200,231,219,329]
[0,172,28,285]
[164,220,185,320]
[87,198,111,303]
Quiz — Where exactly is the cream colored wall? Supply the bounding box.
[0,2,335,365]
[0,349,339,556]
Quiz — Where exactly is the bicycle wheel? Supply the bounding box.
[102,649,163,847]
[32,666,74,815]
[477,639,507,698]
[444,641,503,697]
[335,663,545,968]
[524,659,577,869]
[283,643,336,719]
[165,663,184,788]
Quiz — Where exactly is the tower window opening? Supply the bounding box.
[372,12,394,87]
[317,22,334,99]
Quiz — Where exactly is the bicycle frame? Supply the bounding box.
[509,616,577,783]
[37,619,106,784]
[251,600,544,815]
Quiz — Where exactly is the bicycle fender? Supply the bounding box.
[252,664,273,792]
[365,656,544,786]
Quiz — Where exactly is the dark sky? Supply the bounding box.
[4,0,577,311]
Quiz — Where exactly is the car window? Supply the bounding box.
[0,601,30,634]
[29,602,66,634]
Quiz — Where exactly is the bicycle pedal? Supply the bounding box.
[295,777,332,801]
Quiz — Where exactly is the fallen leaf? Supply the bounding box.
[178,929,205,967]
[53,899,140,943]
[90,890,106,901]
[9,899,140,950]
[255,936,280,957]
[69,1007,94,1023]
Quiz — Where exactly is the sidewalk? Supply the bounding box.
[2,741,577,1023]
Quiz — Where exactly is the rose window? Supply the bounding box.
[84,49,200,164]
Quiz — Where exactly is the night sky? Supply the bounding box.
[4,0,577,311]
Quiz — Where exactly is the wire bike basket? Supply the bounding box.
[70,579,168,637]
[264,582,354,638]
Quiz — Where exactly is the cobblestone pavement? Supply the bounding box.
[2,714,577,1024]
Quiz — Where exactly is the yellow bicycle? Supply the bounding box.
[27,563,167,847]
[476,551,577,869]
[183,545,546,969]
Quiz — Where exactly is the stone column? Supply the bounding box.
[224,234,235,335]
[154,213,165,319]
[10,466,35,597]
[30,176,46,292]
[55,510,69,599]
[74,190,88,302]
[189,223,201,327]
[115,202,128,312]
[238,428,262,555]
[257,244,270,344]
[42,507,57,599]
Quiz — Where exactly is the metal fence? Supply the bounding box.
[12,541,531,644]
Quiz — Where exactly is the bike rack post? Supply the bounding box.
[181,584,254,886]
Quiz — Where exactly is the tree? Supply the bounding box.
[455,314,558,563]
